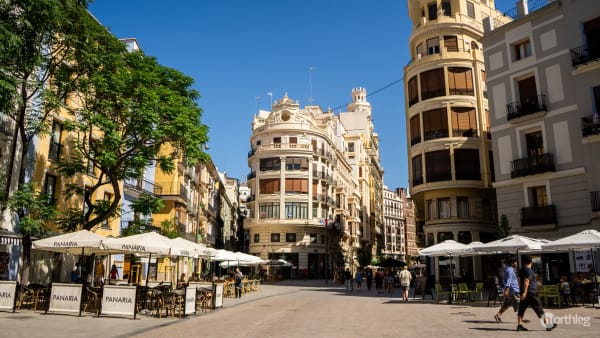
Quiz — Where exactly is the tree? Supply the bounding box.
[497,214,511,239]
[0,0,95,198]
[56,47,209,231]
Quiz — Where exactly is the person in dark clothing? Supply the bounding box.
[366,268,373,291]
[516,255,557,331]
[344,268,353,291]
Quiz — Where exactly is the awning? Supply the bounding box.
[0,229,22,246]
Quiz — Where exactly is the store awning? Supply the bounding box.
[0,229,22,246]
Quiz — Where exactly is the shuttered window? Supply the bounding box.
[444,36,458,52]
[410,115,421,146]
[420,68,445,100]
[259,178,280,194]
[426,150,451,182]
[408,76,419,106]
[451,107,477,137]
[448,67,474,96]
[423,108,448,140]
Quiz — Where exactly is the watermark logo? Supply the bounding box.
[540,312,591,329]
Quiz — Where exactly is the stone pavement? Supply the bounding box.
[1,280,598,338]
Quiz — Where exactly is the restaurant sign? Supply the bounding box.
[100,285,137,318]
[214,283,224,308]
[48,283,82,314]
[184,287,196,315]
[0,281,17,312]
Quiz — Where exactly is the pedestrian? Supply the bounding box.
[494,255,520,323]
[355,269,363,290]
[385,270,395,294]
[375,269,384,294]
[344,268,353,291]
[109,264,119,280]
[178,273,187,288]
[559,276,570,307]
[366,268,373,291]
[516,255,557,331]
[399,265,412,302]
[235,267,243,298]
[71,263,81,283]
[94,257,105,286]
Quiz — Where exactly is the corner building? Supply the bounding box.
[246,91,382,278]
[404,0,506,280]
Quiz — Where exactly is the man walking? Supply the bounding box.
[344,268,353,291]
[366,268,373,291]
[399,265,412,302]
[516,255,557,331]
[494,255,519,323]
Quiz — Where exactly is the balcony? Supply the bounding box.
[410,136,421,146]
[247,171,256,180]
[570,45,600,67]
[412,176,423,187]
[155,182,189,202]
[521,205,557,226]
[124,178,163,195]
[581,115,600,137]
[48,141,61,161]
[506,94,547,121]
[510,153,555,178]
[591,191,600,212]
[423,129,449,141]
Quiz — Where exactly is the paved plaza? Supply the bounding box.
[1,281,598,338]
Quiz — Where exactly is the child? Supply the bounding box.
[560,276,570,306]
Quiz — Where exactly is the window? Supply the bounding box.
[254,234,260,243]
[416,42,425,57]
[410,115,421,145]
[309,233,317,243]
[260,157,280,171]
[49,121,62,161]
[426,150,451,182]
[428,2,437,20]
[420,68,445,100]
[408,76,419,106]
[285,157,308,171]
[529,186,548,207]
[412,155,423,186]
[259,178,280,194]
[259,202,279,219]
[271,233,280,242]
[87,148,96,176]
[481,70,487,98]
[426,37,440,55]
[466,1,475,18]
[457,197,469,218]
[593,86,600,113]
[273,137,281,144]
[426,199,434,220]
[451,107,477,137]
[423,108,448,140]
[289,137,297,144]
[437,198,451,218]
[43,174,57,204]
[285,202,308,219]
[444,36,458,52]
[448,67,474,96]
[441,1,451,16]
[285,178,308,194]
[83,186,91,216]
[512,39,532,61]
[286,233,296,242]
[320,234,325,244]
[455,149,481,180]
[348,142,355,152]
[489,151,495,182]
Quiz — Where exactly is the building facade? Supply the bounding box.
[482,0,600,240]
[404,0,506,280]
[245,90,383,278]
[383,186,406,261]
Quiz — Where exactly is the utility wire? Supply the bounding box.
[331,76,405,112]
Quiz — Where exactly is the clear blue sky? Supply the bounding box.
[89,0,511,190]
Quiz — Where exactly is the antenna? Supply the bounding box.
[308,66,316,105]
[267,91,273,108]
[256,96,261,112]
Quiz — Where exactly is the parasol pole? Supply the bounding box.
[142,253,152,309]
[78,247,84,317]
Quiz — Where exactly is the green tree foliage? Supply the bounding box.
[357,246,372,267]
[52,18,208,232]
[8,183,56,238]
[0,0,96,194]
[121,193,165,237]
[497,214,511,239]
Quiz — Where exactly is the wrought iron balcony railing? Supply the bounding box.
[510,153,555,178]
[570,44,600,67]
[521,205,557,226]
[581,115,600,137]
[507,94,547,120]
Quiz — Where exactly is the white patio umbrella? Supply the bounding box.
[541,230,600,251]
[260,259,292,267]
[419,240,469,303]
[32,229,107,255]
[474,235,549,254]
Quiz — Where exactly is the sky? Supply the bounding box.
[88,0,511,190]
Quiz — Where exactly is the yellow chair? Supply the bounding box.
[435,283,450,303]
[457,283,472,301]
[541,285,561,307]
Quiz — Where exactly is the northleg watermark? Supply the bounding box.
[540,312,591,329]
